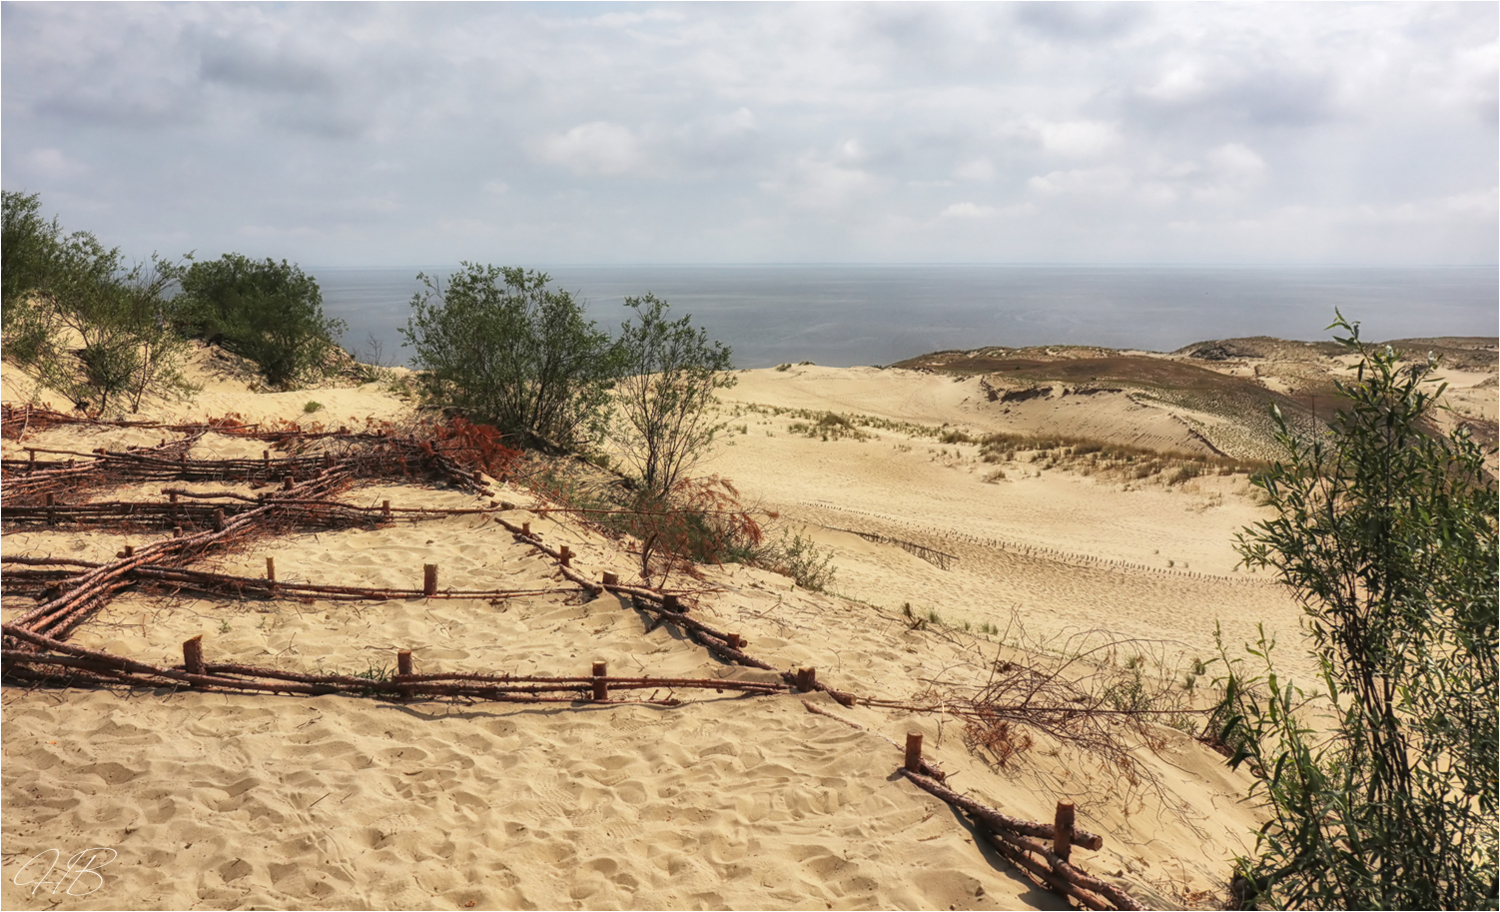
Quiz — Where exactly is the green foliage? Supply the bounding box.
[611,293,735,496]
[2,191,197,412]
[757,529,837,592]
[1215,315,1498,910]
[179,253,345,388]
[402,264,616,448]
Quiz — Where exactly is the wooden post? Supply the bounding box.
[396,650,414,699]
[265,556,276,584]
[663,594,685,613]
[592,661,608,700]
[173,526,183,538]
[559,545,572,567]
[168,491,179,522]
[45,493,55,526]
[381,500,391,520]
[27,449,35,474]
[521,521,531,536]
[283,475,294,491]
[602,571,619,587]
[212,508,226,532]
[905,732,924,773]
[323,452,333,469]
[727,633,746,649]
[183,635,205,676]
[795,667,817,691]
[423,563,438,596]
[123,545,134,558]
[262,450,270,470]
[1053,801,1076,864]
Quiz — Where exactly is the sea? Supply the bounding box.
[313,264,1498,370]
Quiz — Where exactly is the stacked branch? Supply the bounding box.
[1,625,788,705]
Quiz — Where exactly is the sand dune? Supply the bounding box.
[9,337,1488,910]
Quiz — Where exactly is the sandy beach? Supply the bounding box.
[4,336,1494,910]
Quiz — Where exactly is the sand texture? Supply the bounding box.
[4,336,1493,910]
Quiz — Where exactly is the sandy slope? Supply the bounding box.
[0,347,1380,910]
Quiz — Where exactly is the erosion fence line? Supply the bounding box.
[1,407,1147,910]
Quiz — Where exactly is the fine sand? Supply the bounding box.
[4,338,1491,910]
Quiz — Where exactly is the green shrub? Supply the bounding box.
[610,293,735,496]
[179,253,345,389]
[1214,315,1497,910]
[402,264,615,448]
[2,191,196,412]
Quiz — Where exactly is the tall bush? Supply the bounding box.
[611,293,735,496]
[1215,315,1498,909]
[401,264,617,448]
[179,253,345,388]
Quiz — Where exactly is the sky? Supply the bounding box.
[2,2,1496,267]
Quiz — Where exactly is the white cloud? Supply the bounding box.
[1028,120,1120,158]
[533,121,643,177]
[1027,167,1132,197]
[940,202,997,219]
[952,157,995,181]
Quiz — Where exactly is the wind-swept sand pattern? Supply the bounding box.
[6,337,1491,909]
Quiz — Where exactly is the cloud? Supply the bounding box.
[940,202,997,219]
[534,122,645,177]
[952,158,995,181]
[0,3,1492,266]
[1027,166,1132,197]
[1026,119,1120,158]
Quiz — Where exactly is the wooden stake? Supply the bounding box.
[795,667,817,691]
[45,493,55,526]
[601,572,619,587]
[183,635,205,676]
[123,545,134,558]
[521,521,531,536]
[663,594,685,613]
[212,508,226,532]
[283,475,294,491]
[905,732,924,773]
[381,500,391,520]
[423,563,438,596]
[173,526,183,538]
[1054,801,1076,864]
[592,661,608,700]
[27,449,36,473]
[265,557,276,583]
[559,545,572,567]
[396,650,414,699]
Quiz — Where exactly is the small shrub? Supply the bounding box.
[303,400,323,414]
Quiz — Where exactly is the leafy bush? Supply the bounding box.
[179,253,346,388]
[402,264,616,448]
[611,293,735,496]
[1214,315,1497,910]
[2,191,196,412]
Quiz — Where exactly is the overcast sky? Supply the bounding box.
[3,2,1495,267]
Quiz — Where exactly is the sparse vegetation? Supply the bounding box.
[610,293,736,497]
[1214,316,1498,910]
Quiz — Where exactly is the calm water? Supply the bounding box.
[315,265,1498,370]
